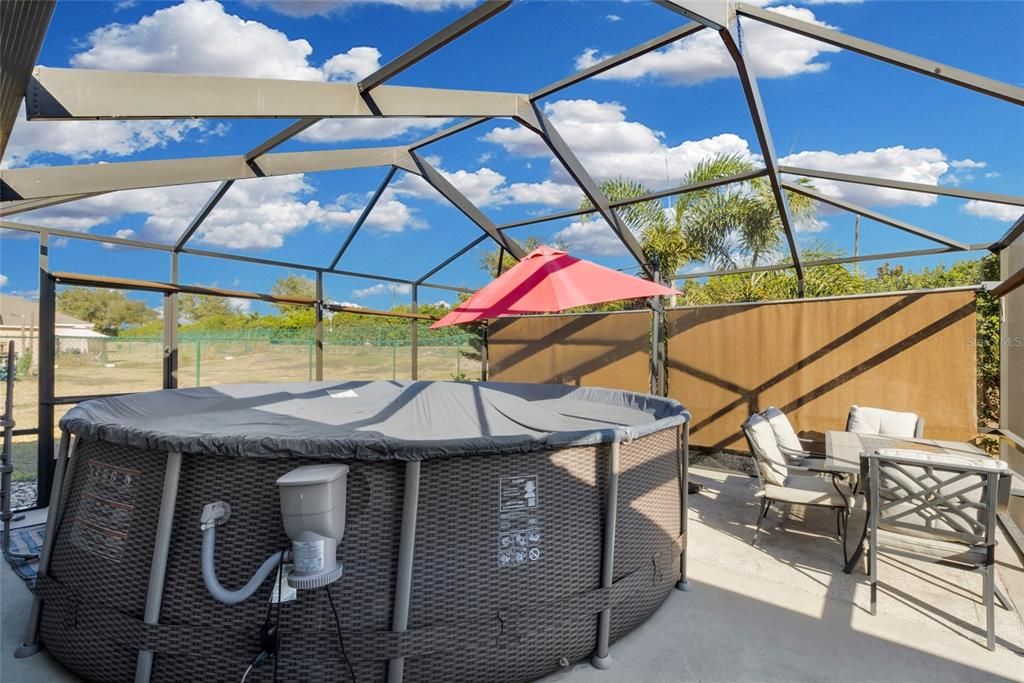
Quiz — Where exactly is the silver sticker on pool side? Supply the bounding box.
[499,476,538,513]
[498,476,541,567]
[69,459,140,563]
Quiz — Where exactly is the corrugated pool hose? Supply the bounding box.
[200,501,287,605]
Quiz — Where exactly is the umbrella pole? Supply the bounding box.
[481,323,489,382]
[649,257,667,396]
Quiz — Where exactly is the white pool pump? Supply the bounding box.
[199,464,349,604]
[276,464,349,590]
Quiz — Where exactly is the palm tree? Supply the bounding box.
[581,153,817,288]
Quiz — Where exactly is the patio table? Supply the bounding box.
[823,431,996,574]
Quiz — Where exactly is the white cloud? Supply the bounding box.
[332,301,363,309]
[433,300,451,308]
[962,201,1022,222]
[574,5,841,85]
[9,1,444,165]
[0,274,7,288]
[243,0,476,17]
[984,171,1001,179]
[4,106,225,167]
[505,180,583,208]
[780,146,952,207]
[483,99,756,188]
[20,175,353,250]
[228,297,253,313]
[71,0,324,80]
[392,163,510,208]
[950,158,986,170]
[101,228,138,250]
[554,218,627,257]
[329,187,427,233]
[606,14,622,22]
[352,282,412,299]
[393,100,756,212]
[322,46,381,81]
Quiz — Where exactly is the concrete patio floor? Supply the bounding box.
[3,466,1023,682]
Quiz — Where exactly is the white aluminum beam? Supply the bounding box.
[532,21,704,100]
[1,219,173,251]
[410,152,525,259]
[991,214,1024,252]
[416,234,488,284]
[26,67,536,121]
[329,166,397,269]
[782,181,970,251]
[0,192,101,216]
[1,146,416,200]
[524,105,653,277]
[0,1,54,159]
[174,180,234,252]
[496,168,768,231]
[409,117,490,150]
[359,1,511,93]
[780,166,1024,207]
[659,0,805,293]
[244,118,320,161]
[676,245,984,280]
[736,2,1024,106]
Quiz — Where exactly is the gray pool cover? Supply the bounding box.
[60,380,688,460]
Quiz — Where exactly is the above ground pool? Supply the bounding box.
[27,380,690,682]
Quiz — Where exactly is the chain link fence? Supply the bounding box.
[2,327,480,510]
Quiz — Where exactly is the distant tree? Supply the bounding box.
[272,274,316,313]
[178,293,238,323]
[57,287,156,335]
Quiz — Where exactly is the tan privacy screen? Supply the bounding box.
[488,311,650,393]
[667,290,978,450]
[1001,236,1024,531]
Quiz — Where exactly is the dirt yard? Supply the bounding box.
[4,338,480,491]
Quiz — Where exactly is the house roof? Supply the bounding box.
[0,293,93,328]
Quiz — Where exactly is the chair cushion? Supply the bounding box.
[874,528,988,565]
[763,407,803,453]
[761,476,852,508]
[848,405,920,438]
[874,448,1008,472]
[744,413,788,487]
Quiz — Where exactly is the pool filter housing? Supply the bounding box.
[277,464,349,589]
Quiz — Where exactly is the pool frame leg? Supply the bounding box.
[134,451,183,683]
[676,422,691,592]
[387,460,421,683]
[591,440,620,671]
[15,430,72,658]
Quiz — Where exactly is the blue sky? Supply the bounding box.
[1,0,1021,313]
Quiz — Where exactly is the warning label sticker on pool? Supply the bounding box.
[498,476,541,567]
[69,459,140,563]
[500,475,538,512]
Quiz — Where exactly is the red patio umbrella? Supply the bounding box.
[431,245,680,328]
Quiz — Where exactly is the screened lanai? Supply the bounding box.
[1,1,1023,682]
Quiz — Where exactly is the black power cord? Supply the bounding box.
[326,585,356,683]
[243,550,288,683]
[272,558,284,683]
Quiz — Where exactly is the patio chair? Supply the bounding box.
[742,414,852,563]
[847,405,924,438]
[866,448,1012,650]
[762,406,825,464]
